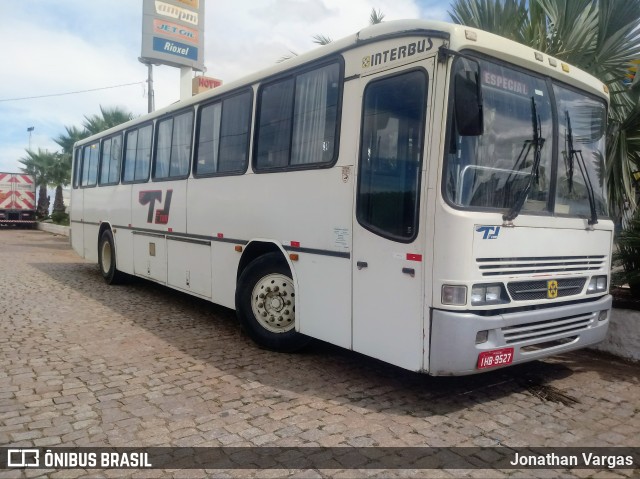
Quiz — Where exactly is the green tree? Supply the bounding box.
[49,153,71,217]
[449,0,640,221]
[313,7,385,45]
[53,125,86,159]
[613,209,640,296]
[369,7,385,25]
[82,106,134,136]
[52,106,134,212]
[18,149,56,219]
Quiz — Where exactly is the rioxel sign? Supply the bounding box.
[140,0,204,71]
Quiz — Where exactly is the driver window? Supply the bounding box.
[356,70,428,242]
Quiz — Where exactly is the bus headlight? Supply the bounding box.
[587,275,607,294]
[441,285,467,305]
[471,283,509,306]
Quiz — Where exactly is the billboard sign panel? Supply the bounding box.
[141,0,204,71]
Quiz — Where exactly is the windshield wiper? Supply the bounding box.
[503,97,545,223]
[564,111,598,226]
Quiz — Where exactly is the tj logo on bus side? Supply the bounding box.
[139,189,173,225]
[476,226,501,240]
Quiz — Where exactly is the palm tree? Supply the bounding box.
[83,106,134,136]
[18,149,56,219]
[49,153,71,217]
[369,8,385,25]
[311,34,333,46]
[52,106,134,211]
[54,125,86,158]
[54,107,134,160]
[449,0,640,221]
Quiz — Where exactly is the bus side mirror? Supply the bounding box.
[454,66,483,136]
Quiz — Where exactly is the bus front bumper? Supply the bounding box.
[428,295,611,376]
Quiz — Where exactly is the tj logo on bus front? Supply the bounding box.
[476,226,501,240]
[139,189,173,225]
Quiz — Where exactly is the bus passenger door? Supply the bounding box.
[352,64,432,371]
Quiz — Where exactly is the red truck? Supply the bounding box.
[0,173,37,227]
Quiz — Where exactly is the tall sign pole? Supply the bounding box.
[147,63,155,113]
[137,58,156,113]
[140,0,205,104]
[180,66,193,101]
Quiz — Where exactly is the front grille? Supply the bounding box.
[507,277,586,301]
[501,312,595,344]
[476,255,606,277]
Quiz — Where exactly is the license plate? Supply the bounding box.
[477,347,514,369]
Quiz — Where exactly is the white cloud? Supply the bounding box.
[203,0,424,80]
[0,0,449,173]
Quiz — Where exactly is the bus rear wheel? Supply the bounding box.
[236,253,310,352]
[98,229,126,285]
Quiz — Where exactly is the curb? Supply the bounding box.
[37,222,70,237]
[590,307,640,362]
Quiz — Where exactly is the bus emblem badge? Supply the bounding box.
[476,225,500,239]
[139,189,173,225]
[547,280,558,299]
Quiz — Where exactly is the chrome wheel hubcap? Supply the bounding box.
[101,240,111,274]
[251,273,295,333]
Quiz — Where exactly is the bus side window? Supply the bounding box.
[110,135,122,184]
[99,134,122,185]
[155,111,193,180]
[99,137,112,186]
[81,142,99,187]
[123,125,153,183]
[256,78,294,169]
[123,129,138,182]
[255,60,341,171]
[291,62,340,166]
[135,125,153,181]
[155,117,174,178]
[219,92,251,173]
[195,90,252,176]
[196,103,222,175]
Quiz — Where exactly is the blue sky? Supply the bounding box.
[0,0,450,173]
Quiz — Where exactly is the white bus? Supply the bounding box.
[70,20,612,375]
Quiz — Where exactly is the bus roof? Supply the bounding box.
[75,19,608,147]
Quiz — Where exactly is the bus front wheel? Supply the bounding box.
[236,253,310,352]
[98,229,126,285]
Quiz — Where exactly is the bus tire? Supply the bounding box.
[236,253,310,352]
[98,229,126,285]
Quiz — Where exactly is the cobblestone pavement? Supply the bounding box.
[0,230,638,478]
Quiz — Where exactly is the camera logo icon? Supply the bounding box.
[7,449,40,467]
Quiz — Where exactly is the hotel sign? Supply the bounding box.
[141,0,204,71]
[192,76,223,95]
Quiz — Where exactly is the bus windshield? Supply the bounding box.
[444,56,607,218]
